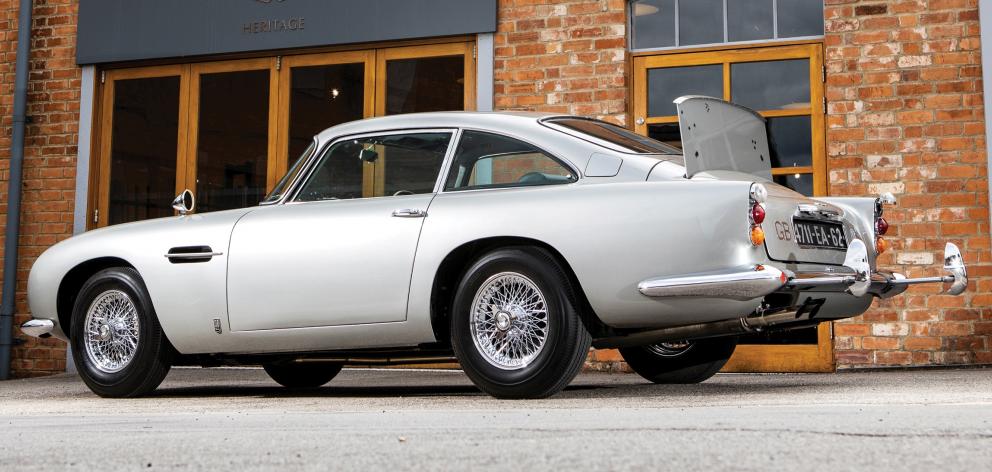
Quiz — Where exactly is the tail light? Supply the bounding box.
[749,184,767,246]
[874,192,896,254]
[875,216,888,235]
[751,203,766,224]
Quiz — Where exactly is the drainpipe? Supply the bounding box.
[0,0,34,381]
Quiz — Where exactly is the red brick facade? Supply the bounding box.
[823,0,991,367]
[0,0,79,376]
[494,0,628,124]
[0,0,988,377]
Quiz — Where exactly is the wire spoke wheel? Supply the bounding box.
[83,289,140,374]
[469,272,550,370]
[646,341,694,357]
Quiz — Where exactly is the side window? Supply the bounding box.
[444,131,577,191]
[295,132,451,202]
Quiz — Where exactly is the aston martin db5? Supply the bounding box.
[21,97,967,398]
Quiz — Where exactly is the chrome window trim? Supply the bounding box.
[259,137,319,206]
[286,128,458,204]
[440,127,581,193]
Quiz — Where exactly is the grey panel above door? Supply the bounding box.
[77,0,497,65]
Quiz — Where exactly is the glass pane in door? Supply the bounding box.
[195,70,270,212]
[647,64,723,117]
[288,62,365,165]
[730,59,810,110]
[108,76,180,225]
[385,55,464,115]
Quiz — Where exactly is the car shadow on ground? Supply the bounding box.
[147,378,840,399]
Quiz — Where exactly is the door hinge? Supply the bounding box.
[93,208,99,224]
[472,45,477,59]
[821,65,826,83]
[100,71,106,84]
[276,56,282,70]
[823,97,827,114]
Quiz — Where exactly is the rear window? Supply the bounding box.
[543,117,681,155]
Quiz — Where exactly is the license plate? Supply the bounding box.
[793,219,848,250]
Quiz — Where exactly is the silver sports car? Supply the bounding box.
[21,97,967,398]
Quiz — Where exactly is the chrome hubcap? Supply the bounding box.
[470,272,550,370]
[83,290,140,373]
[647,341,693,357]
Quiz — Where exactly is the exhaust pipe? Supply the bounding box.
[592,299,824,349]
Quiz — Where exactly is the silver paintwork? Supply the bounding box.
[21,105,968,358]
[470,272,549,370]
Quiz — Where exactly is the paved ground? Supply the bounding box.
[1,367,990,471]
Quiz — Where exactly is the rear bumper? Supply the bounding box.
[638,240,968,300]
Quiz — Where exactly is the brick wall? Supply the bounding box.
[494,0,627,125]
[824,0,991,367]
[0,0,80,377]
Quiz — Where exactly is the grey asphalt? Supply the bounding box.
[1,367,990,471]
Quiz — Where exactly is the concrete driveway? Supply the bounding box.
[1,367,990,471]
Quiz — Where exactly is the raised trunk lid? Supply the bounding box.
[675,96,772,181]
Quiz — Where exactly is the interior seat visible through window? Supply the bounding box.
[444,130,577,191]
[295,132,452,202]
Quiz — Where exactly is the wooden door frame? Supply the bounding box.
[374,41,477,117]
[92,40,477,224]
[631,42,833,373]
[273,51,376,190]
[95,65,190,228]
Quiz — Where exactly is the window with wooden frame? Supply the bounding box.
[92,40,476,228]
[633,43,826,196]
[632,42,832,373]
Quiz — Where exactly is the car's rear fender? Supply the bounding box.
[409,180,768,332]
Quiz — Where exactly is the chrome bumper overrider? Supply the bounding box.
[20,319,55,338]
[638,240,968,300]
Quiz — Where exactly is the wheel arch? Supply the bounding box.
[56,257,136,339]
[429,236,613,345]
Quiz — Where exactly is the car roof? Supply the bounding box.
[315,111,560,142]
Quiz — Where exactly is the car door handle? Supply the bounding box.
[392,209,427,218]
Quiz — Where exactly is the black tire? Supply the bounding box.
[70,267,173,398]
[263,363,343,389]
[619,337,738,384]
[450,247,591,399]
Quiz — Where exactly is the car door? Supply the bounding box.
[226,130,454,331]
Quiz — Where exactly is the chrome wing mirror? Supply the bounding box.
[172,189,195,216]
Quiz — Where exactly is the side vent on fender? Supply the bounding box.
[165,246,223,264]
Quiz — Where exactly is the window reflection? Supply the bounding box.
[289,63,365,166]
[109,76,180,225]
[631,0,676,50]
[195,70,270,213]
[767,116,813,168]
[731,59,810,110]
[774,173,814,196]
[728,0,774,42]
[386,56,464,115]
[777,0,825,37]
[648,65,723,117]
[678,0,723,46]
